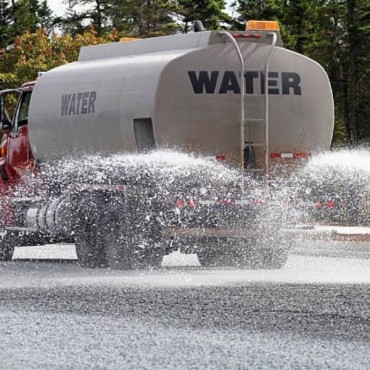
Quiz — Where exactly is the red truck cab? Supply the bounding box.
[0,82,36,193]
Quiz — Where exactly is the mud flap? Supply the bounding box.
[0,230,17,261]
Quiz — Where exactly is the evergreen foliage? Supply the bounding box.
[234,0,370,145]
[179,0,231,32]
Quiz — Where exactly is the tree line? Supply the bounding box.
[0,0,369,145]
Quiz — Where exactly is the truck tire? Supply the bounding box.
[73,192,108,268]
[104,217,164,270]
[0,231,16,261]
[197,241,254,268]
[74,190,164,270]
[198,247,288,269]
[246,246,289,269]
[252,230,292,269]
[75,222,108,268]
[102,196,164,270]
[197,236,290,269]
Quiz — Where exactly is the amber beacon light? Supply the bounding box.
[0,143,6,158]
[246,20,280,31]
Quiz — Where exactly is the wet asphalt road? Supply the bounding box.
[0,247,370,369]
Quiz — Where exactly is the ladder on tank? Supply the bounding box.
[219,31,278,190]
[244,33,277,184]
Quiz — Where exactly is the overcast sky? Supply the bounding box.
[48,0,90,16]
[48,0,66,16]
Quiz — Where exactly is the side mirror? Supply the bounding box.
[1,119,12,133]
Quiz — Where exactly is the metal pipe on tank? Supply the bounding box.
[264,32,277,188]
[218,31,245,193]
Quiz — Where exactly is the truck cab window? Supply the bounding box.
[0,90,19,131]
[17,91,31,128]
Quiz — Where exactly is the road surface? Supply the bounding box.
[0,242,369,369]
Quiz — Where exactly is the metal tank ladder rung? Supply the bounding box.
[218,30,277,191]
[243,33,277,180]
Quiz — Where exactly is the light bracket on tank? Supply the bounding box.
[246,20,280,31]
[232,33,261,39]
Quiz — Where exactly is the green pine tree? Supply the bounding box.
[0,0,13,48]
[178,0,231,32]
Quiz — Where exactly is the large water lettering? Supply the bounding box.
[188,70,301,95]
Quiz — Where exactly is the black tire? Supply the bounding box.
[196,237,249,267]
[73,192,108,268]
[197,236,290,269]
[252,231,292,269]
[103,197,165,270]
[0,231,17,261]
[105,219,164,270]
[75,222,108,268]
[197,245,252,268]
[73,190,164,270]
[196,237,227,267]
[246,247,289,269]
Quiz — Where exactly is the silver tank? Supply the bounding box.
[28,30,334,165]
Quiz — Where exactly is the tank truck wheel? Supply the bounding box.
[105,221,165,270]
[75,222,108,268]
[103,199,165,270]
[0,230,16,261]
[196,237,249,267]
[259,248,289,269]
[198,248,252,268]
[197,251,224,267]
[199,247,289,269]
[244,246,289,269]
[197,237,290,269]
[244,233,291,269]
[74,192,108,268]
[196,238,227,267]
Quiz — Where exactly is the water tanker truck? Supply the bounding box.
[0,21,334,268]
